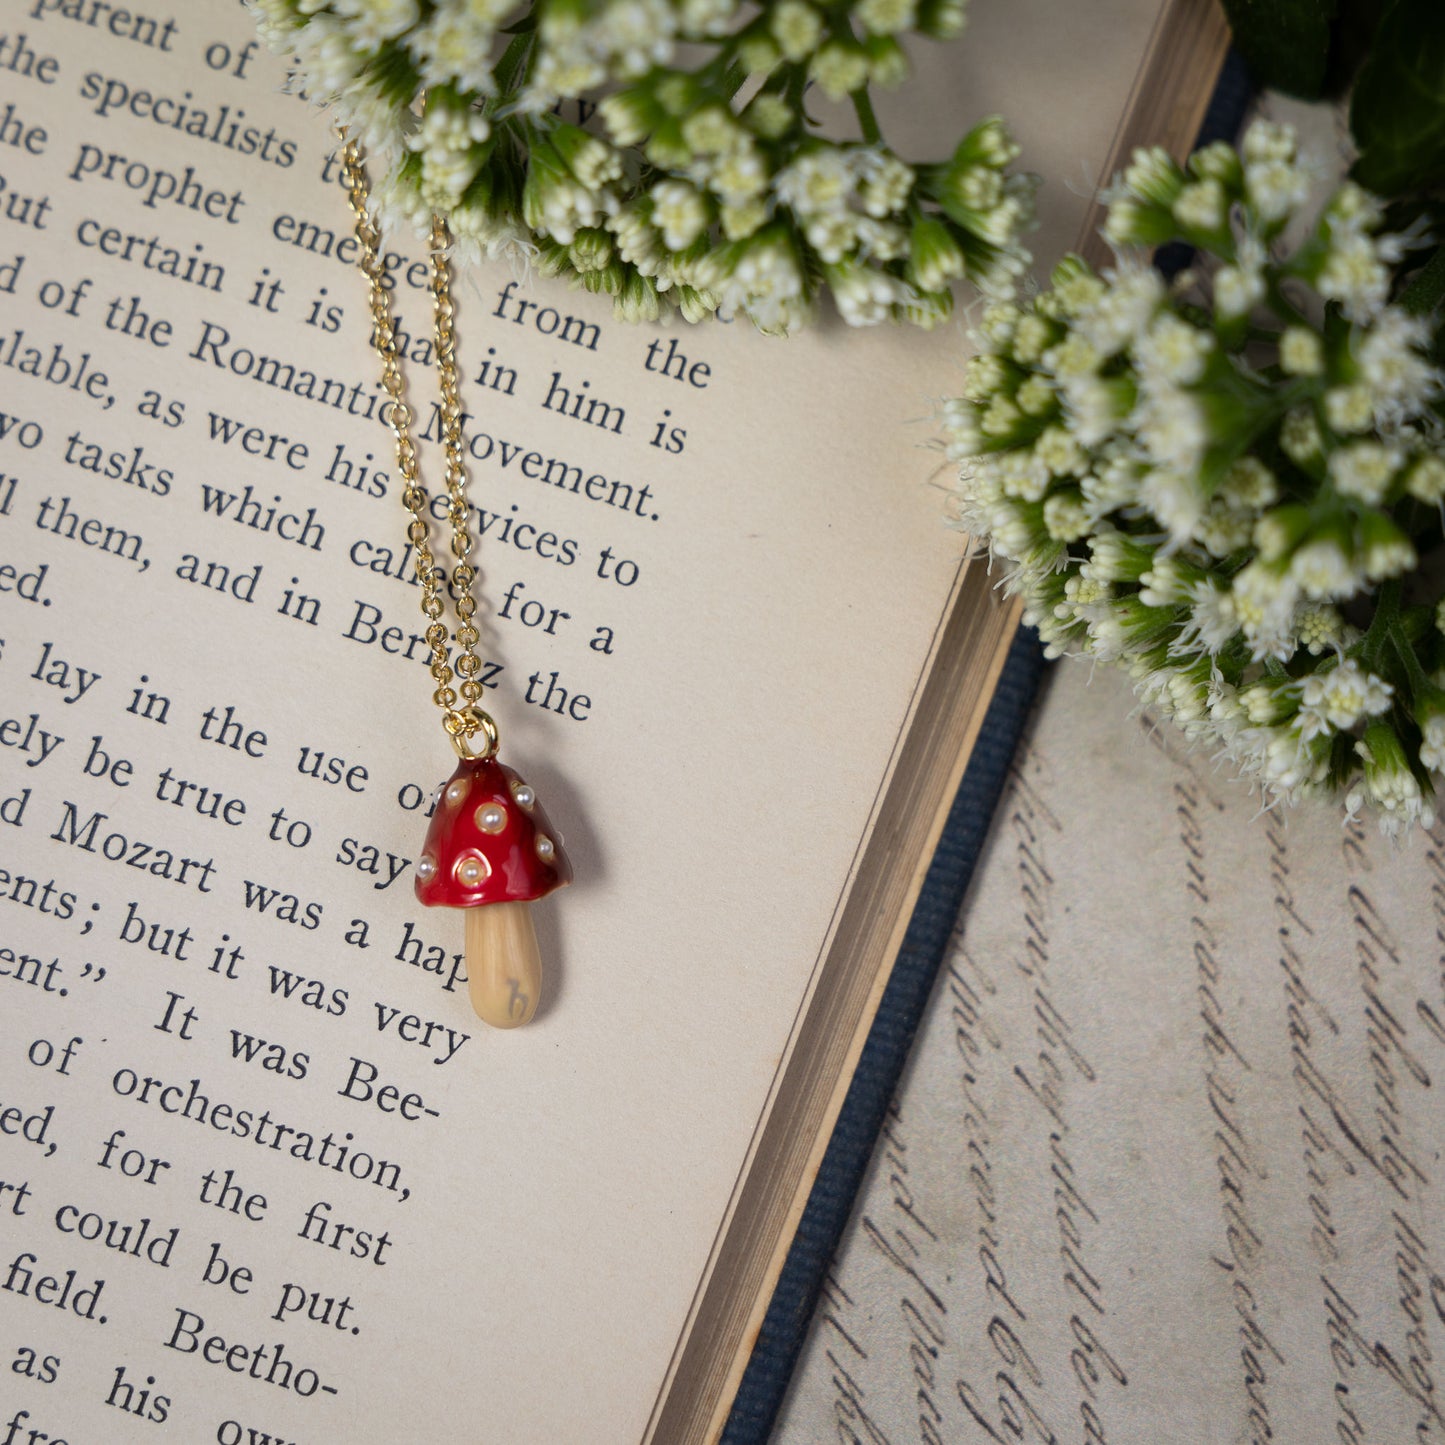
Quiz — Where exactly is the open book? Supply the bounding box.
[0,1,1222,1439]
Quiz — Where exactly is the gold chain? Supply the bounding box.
[339,131,497,760]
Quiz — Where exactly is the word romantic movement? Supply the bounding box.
[0,1,745,1440]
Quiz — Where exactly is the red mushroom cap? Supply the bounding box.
[414,758,572,909]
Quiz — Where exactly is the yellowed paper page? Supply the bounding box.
[779,658,1445,1444]
[0,0,1166,1438]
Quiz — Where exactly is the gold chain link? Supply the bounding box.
[338,130,496,758]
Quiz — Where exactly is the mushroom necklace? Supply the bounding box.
[341,132,572,1029]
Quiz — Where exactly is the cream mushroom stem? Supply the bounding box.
[465,901,542,1029]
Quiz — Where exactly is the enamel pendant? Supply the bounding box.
[414,758,572,1028]
[337,135,575,1029]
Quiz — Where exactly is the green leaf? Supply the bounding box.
[1400,244,1445,314]
[1323,0,1389,94]
[1350,0,1445,194]
[1220,0,1338,97]
[364,39,423,108]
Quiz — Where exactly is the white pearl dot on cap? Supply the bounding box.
[476,803,506,834]
[535,835,555,862]
[512,782,536,811]
[455,853,489,886]
[445,779,469,806]
[417,854,437,882]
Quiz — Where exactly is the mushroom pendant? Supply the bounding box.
[413,758,572,1028]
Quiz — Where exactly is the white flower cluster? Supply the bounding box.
[945,121,1445,833]
[246,0,1030,330]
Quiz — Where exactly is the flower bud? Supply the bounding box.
[1279,327,1323,376]
[569,226,614,272]
[907,216,965,292]
[1103,197,1176,249]
[598,88,657,146]
[736,30,781,73]
[810,40,870,99]
[1356,509,1416,581]
[864,34,909,87]
[915,0,967,40]
[1252,504,1310,562]
[770,0,824,60]
[1356,722,1432,836]
[1406,455,1445,503]
[743,92,795,140]
[1187,140,1241,188]
[857,0,918,34]
[1415,684,1445,772]
[1122,145,1186,209]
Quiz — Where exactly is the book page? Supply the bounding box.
[0,1,1165,1440]
[777,655,1445,1444]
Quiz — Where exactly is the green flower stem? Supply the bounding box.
[717,60,749,102]
[1390,624,1432,699]
[851,86,882,145]
[784,64,810,113]
[1361,575,1404,669]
